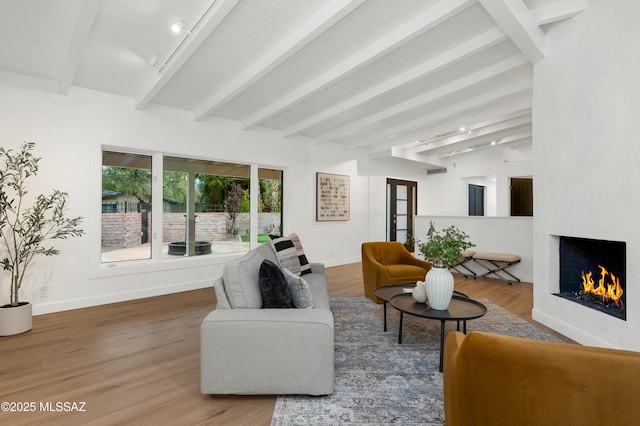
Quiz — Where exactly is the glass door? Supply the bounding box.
[386,179,417,247]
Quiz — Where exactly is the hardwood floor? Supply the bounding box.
[0,263,568,425]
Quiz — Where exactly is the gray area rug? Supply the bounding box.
[271,296,563,425]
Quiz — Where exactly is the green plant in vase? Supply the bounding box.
[417,221,474,310]
[418,222,474,268]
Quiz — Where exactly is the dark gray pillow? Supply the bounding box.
[259,259,292,308]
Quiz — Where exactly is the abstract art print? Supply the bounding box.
[316,172,350,221]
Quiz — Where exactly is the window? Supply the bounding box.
[258,168,283,239]
[162,156,250,258]
[100,149,283,263]
[101,151,152,263]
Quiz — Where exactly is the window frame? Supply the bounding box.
[90,143,283,279]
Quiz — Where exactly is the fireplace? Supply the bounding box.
[555,236,626,321]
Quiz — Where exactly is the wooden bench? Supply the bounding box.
[471,252,521,284]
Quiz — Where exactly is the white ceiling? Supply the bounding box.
[0,0,586,169]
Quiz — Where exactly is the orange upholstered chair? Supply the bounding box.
[444,331,640,426]
[361,242,431,303]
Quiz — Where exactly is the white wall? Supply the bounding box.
[422,145,532,217]
[415,216,533,283]
[532,0,640,350]
[0,85,436,314]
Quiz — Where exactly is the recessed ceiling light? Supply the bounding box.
[171,22,183,34]
[458,127,466,132]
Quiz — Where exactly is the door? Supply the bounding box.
[468,184,485,216]
[510,177,533,216]
[387,179,417,245]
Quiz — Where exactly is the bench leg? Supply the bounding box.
[450,258,477,279]
[472,258,520,285]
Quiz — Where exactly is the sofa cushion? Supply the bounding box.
[288,233,312,275]
[282,268,314,309]
[270,236,301,275]
[259,259,293,308]
[223,243,278,308]
[213,277,231,309]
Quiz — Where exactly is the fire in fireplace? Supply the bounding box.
[555,236,626,321]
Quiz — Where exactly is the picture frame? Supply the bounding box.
[316,172,350,221]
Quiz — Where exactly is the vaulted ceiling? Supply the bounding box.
[0,0,586,168]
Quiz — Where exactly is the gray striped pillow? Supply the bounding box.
[270,236,301,276]
[288,233,312,275]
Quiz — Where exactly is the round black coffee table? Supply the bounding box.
[389,293,487,372]
[374,283,468,332]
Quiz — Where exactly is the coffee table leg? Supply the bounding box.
[383,302,388,332]
[398,312,403,344]
[439,320,445,373]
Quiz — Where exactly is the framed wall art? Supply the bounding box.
[316,172,350,221]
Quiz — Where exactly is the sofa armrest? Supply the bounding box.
[309,262,325,274]
[201,308,334,395]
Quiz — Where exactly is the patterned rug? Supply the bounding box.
[270,297,563,426]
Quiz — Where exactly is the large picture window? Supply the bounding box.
[101,149,283,263]
[101,151,152,263]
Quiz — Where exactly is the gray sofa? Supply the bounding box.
[201,242,334,395]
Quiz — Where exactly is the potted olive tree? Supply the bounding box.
[0,142,84,335]
[418,221,474,310]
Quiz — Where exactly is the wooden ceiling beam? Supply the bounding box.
[313,54,529,144]
[240,0,475,130]
[134,0,240,110]
[356,90,532,152]
[58,0,102,95]
[193,0,366,121]
[282,27,507,138]
[531,0,588,26]
[477,0,546,63]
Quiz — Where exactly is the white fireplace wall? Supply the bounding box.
[532,0,640,350]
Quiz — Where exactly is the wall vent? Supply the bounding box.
[427,168,447,175]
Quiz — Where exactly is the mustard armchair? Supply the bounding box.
[361,242,431,303]
[444,331,640,426]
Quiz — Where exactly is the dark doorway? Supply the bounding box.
[510,177,533,216]
[468,184,485,216]
[386,179,417,246]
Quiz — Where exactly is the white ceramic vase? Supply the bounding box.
[0,302,32,336]
[425,267,454,310]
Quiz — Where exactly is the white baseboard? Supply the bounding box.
[32,279,214,316]
[531,307,618,349]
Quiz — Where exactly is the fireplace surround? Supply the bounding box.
[555,236,626,321]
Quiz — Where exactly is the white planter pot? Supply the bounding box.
[0,302,32,336]
[425,267,454,310]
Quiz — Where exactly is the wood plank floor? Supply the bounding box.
[0,263,569,425]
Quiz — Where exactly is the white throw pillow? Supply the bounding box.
[282,267,314,309]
